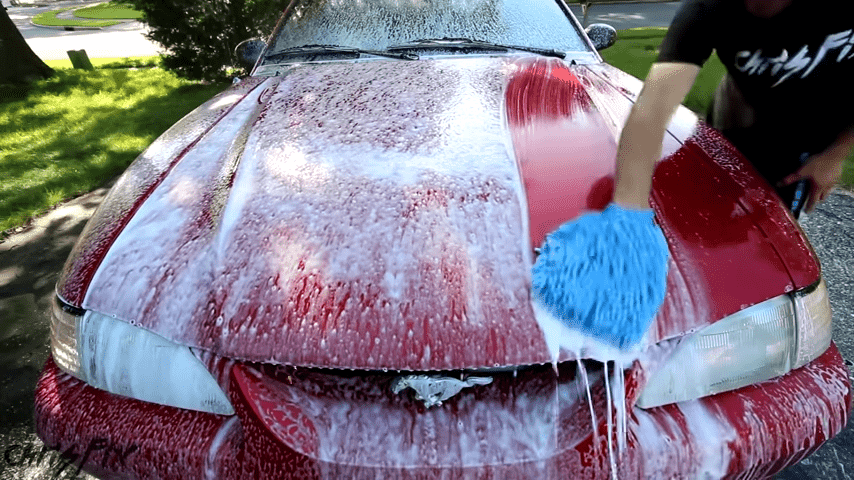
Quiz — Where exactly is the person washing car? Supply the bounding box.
[612,0,854,217]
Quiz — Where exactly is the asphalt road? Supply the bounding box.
[1,1,853,479]
[781,194,854,480]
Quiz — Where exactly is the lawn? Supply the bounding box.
[0,60,227,233]
[73,2,143,20]
[44,56,161,70]
[32,7,123,28]
[32,1,141,27]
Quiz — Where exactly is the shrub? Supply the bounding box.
[129,0,285,81]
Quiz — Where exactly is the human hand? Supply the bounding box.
[778,150,845,213]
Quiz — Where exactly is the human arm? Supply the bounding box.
[612,62,700,209]
[778,127,854,212]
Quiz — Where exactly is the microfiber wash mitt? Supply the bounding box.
[532,204,670,350]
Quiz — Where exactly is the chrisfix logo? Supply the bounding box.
[734,29,854,87]
[2,437,138,479]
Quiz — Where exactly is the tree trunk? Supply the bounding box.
[0,5,53,84]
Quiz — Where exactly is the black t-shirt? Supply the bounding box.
[659,0,854,154]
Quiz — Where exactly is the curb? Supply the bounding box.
[30,19,105,30]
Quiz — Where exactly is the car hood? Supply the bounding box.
[58,57,819,370]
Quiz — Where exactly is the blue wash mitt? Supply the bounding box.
[532,204,670,350]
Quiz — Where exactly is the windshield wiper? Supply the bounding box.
[387,37,565,59]
[264,44,418,63]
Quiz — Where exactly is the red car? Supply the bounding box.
[36,0,850,478]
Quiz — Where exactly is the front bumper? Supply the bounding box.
[35,343,851,479]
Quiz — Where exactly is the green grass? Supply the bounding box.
[32,2,141,27]
[44,56,161,70]
[0,62,227,233]
[32,7,123,27]
[602,28,854,191]
[73,2,143,20]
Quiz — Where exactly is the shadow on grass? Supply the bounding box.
[0,69,227,232]
[0,84,35,104]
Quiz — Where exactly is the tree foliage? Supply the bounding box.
[129,0,286,81]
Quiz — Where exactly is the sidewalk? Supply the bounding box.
[23,23,161,60]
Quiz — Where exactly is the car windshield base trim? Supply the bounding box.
[263,44,419,64]
[387,37,566,59]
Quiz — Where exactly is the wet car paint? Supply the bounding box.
[56,77,270,307]
[34,343,850,478]
[72,58,540,370]
[54,57,817,371]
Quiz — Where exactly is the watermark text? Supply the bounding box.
[3,437,138,479]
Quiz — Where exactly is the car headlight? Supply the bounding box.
[50,296,234,415]
[637,278,832,409]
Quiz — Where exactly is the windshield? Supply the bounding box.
[268,0,589,56]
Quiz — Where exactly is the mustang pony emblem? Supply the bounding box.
[391,375,494,408]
